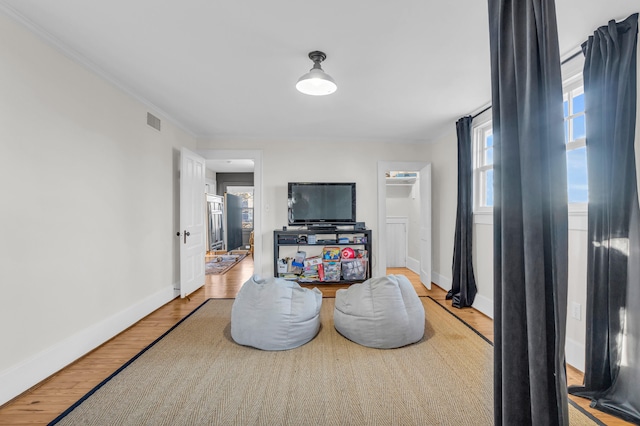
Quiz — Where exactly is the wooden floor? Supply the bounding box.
[0,259,630,425]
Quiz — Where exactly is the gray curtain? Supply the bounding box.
[487,0,569,424]
[447,116,478,308]
[568,13,640,424]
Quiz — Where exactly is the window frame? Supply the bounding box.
[562,60,588,213]
[472,111,494,215]
[472,54,588,222]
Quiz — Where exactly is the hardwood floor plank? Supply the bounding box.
[0,260,630,425]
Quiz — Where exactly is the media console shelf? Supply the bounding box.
[273,228,372,284]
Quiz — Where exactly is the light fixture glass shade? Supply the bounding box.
[296,68,337,96]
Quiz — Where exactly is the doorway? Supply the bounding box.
[198,150,263,277]
[377,161,431,289]
[226,186,254,250]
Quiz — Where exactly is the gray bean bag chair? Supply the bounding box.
[333,274,425,349]
[231,275,322,350]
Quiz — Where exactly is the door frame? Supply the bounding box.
[377,161,431,286]
[198,149,263,277]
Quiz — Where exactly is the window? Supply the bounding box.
[227,186,254,230]
[472,57,588,213]
[563,74,588,205]
[473,118,494,211]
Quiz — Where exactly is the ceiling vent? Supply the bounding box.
[147,112,161,131]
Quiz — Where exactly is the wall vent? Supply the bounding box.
[147,112,161,131]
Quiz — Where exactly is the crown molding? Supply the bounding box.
[0,1,197,139]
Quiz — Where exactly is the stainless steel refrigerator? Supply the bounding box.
[207,194,224,251]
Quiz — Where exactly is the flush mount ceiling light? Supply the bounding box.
[296,51,337,96]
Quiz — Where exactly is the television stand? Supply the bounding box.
[307,224,337,231]
[273,228,372,284]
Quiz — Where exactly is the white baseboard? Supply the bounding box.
[431,272,493,319]
[402,263,455,293]
[431,271,452,290]
[406,257,420,275]
[565,338,585,372]
[0,285,176,406]
[471,293,494,319]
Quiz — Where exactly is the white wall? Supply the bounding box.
[196,139,431,278]
[427,123,593,369]
[427,130,458,291]
[205,168,217,194]
[0,13,196,404]
[428,127,494,317]
[426,44,640,373]
[428,125,594,369]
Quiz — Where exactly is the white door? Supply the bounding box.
[180,147,206,298]
[419,165,432,289]
[386,218,408,267]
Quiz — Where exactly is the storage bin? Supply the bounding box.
[322,261,342,282]
[341,258,368,281]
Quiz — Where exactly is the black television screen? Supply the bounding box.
[288,182,356,225]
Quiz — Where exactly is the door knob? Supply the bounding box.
[183,230,191,244]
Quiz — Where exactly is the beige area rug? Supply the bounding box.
[51,298,598,426]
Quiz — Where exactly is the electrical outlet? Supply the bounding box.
[571,302,581,321]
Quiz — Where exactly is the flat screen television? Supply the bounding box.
[288,182,356,226]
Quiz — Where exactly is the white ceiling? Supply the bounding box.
[1,0,638,148]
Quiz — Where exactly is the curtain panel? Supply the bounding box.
[568,13,640,424]
[447,116,478,308]
[487,0,569,424]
